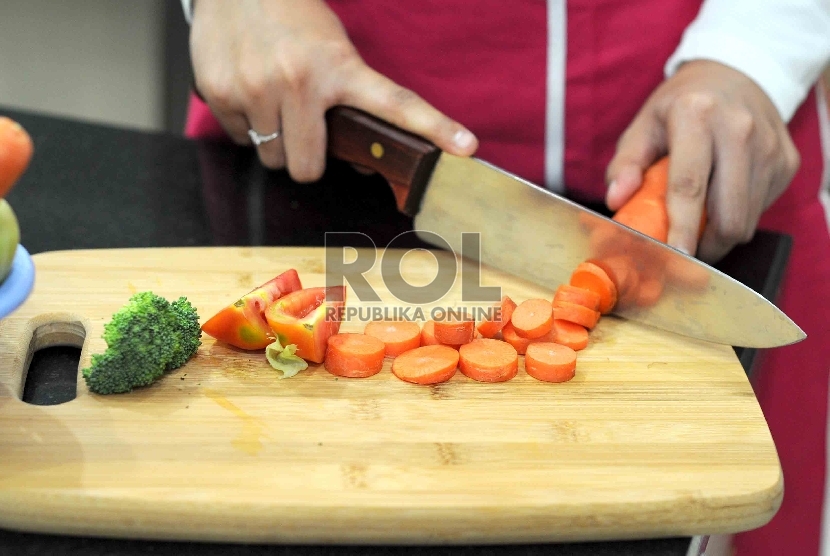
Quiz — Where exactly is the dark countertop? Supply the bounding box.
[0,106,788,556]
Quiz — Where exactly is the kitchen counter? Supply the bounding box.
[0,106,789,556]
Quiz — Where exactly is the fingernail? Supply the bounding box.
[607,179,618,196]
[453,128,476,150]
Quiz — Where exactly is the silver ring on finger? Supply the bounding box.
[248,128,281,146]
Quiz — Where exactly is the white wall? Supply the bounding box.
[0,0,167,132]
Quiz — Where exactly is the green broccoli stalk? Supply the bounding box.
[82,291,202,394]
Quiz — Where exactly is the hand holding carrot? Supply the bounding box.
[606,60,800,263]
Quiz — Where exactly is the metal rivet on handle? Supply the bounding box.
[370,142,384,159]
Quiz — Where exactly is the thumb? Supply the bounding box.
[605,111,666,211]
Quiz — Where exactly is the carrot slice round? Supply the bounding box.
[420,320,462,349]
[364,320,422,357]
[525,342,577,383]
[553,284,600,312]
[552,300,600,329]
[458,338,519,383]
[510,298,554,339]
[588,256,639,298]
[501,323,556,355]
[552,320,589,351]
[476,295,518,338]
[324,333,386,378]
[569,262,617,314]
[433,319,475,345]
[391,345,459,385]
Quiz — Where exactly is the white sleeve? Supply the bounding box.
[665,0,830,123]
[181,0,194,25]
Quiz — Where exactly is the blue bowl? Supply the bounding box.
[0,245,35,319]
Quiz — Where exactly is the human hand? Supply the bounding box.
[605,60,800,263]
[189,0,478,183]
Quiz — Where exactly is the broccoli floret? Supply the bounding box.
[168,296,202,370]
[82,291,202,395]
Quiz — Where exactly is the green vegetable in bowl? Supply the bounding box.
[82,292,202,394]
[0,199,20,283]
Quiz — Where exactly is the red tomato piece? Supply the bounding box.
[264,286,346,364]
[201,269,302,350]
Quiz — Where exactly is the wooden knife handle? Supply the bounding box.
[325,106,441,216]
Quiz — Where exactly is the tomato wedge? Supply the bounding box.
[264,286,346,364]
[201,269,303,350]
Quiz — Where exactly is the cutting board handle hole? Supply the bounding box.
[21,321,85,406]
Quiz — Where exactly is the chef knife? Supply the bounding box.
[324,106,805,348]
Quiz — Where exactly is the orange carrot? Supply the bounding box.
[612,156,706,242]
[364,320,422,357]
[613,157,670,242]
[476,295,517,338]
[510,298,554,339]
[552,301,600,330]
[420,320,462,349]
[553,284,600,312]
[433,318,475,345]
[524,342,577,383]
[551,320,589,351]
[391,345,459,385]
[324,333,386,378]
[501,322,559,355]
[570,261,617,314]
[589,255,639,299]
[458,338,519,383]
[0,117,34,198]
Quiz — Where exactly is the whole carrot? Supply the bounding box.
[612,156,706,242]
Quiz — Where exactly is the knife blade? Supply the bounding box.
[325,106,805,348]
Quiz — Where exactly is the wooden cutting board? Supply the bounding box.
[0,247,782,544]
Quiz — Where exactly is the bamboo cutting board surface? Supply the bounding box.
[0,247,782,544]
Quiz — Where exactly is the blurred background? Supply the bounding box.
[0,0,192,134]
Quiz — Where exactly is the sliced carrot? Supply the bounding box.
[0,117,34,198]
[570,261,617,314]
[553,284,600,312]
[391,345,459,385]
[458,338,519,383]
[553,301,600,330]
[501,323,557,355]
[364,320,422,357]
[433,318,475,345]
[501,323,532,355]
[589,255,639,299]
[324,333,386,378]
[510,298,554,339]
[420,320,440,345]
[476,295,518,338]
[524,342,577,383]
[552,320,589,351]
[420,320,462,349]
